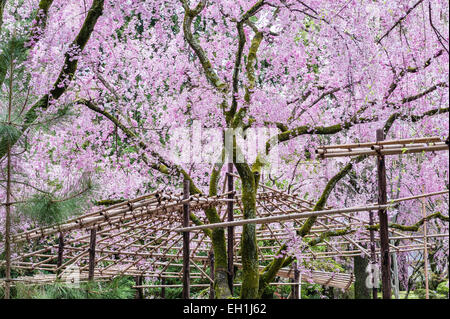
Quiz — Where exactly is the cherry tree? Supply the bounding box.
[1,0,448,298]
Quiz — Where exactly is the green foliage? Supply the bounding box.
[0,122,21,154]
[1,277,136,299]
[85,277,135,299]
[414,288,443,299]
[0,35,28,88]
[17,189,92,226]
[437,280,449,295]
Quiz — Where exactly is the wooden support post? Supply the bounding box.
[161,277,166,299]
[209,249,215,299]
[57,232,64,275]
[422,195,430,299]
[182,178,190,299]
[135,276,144,299]
[293,262,300,299]
[368,210,378,299]
[227,163,234,294]
[376,129,391,299]
[88,228,97,281]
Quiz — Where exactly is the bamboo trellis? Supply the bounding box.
[1,137,448,297]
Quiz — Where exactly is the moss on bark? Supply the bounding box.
[235,163,259,298]
[206,151,232,298]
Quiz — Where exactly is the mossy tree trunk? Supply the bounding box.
[205,152,232,298]
[234,163,259,298]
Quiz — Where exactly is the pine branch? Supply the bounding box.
[0,0,105,160]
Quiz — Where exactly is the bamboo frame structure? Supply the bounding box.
[315,136,448,159]
[0,138,448,298]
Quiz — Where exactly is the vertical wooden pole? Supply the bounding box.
[182,178,190,299]
[227,163,234,294]
[422,195,429,299]
[376,129,391,299]
[135,276,144,299]
[209,249,215,299]
[4,151,12,299]
[368,210,378,299]
[161,277,166,299]
[57,232,64,276]
[293,262,300,299]
[3,202,11,300]
[88,228,97,281]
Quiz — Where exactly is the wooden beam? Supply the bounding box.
[376,129,391,299]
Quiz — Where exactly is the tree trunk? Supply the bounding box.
[204,153,232,299]
[239,172,259,298]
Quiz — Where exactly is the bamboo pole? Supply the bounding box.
[176,203,393,232]
[317,143,448,158]
[318,136,442,150]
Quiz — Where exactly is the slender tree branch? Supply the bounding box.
[428,2,449,55]
[180,0,228,93]
[367,212,449,232]
[377,0,424,44]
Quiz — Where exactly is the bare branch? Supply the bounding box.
[377,0,424,44]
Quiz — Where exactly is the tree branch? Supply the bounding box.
[180,0,227,93]
[0,0,105,160]
[376,0,424,44]
[29,0,55,48]
[367,212,449,232]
